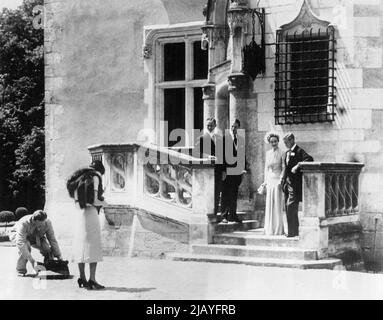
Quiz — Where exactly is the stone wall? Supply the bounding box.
[248,0,383,269]
[44,0,206,244]
[45,0,383,268]
[101,205,189,258]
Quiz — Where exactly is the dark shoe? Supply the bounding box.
[77,278,88,288]
[87,280,105,290]
[285,234,295,238]
[229,215,242,224]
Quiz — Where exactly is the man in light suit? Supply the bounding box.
[281,133,314,237]
[8,210,62,276]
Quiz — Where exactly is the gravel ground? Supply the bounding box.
[1,244,383,300]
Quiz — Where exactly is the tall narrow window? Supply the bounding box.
[193,41,208,80]
[274,2,336,125]
[289,34,330,113]
[193,87,204,141]
[155,30,208,147]
[164,43,185,81]
[164,89,185,147]
[275,28,336,125]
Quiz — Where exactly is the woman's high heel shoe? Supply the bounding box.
[87,280,105,290]
[77,278,88,288]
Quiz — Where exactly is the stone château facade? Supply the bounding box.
[45,0,383,269]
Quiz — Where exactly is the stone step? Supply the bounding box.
[214,230,300,248]
[167,253,342,270]
[213,220,260,234]
[221,211,257,221]
[208,212,257,222]
[191,244,318,260]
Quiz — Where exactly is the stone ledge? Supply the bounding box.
[300,162,365,173]
[328,222,363,239]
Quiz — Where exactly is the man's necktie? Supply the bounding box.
[286,150,291,164]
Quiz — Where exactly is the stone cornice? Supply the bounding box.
[143,21,204,59]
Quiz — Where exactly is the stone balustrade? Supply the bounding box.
[299,162,365,267]
[88,143,217,244]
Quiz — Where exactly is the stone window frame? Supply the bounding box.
[274,1,337,125]
[143,21,207,147]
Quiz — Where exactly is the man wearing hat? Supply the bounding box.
[282,133,314,237]
[8,210,62,276]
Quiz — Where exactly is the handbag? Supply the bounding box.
[257,183,267,195]
[37,259,71,279]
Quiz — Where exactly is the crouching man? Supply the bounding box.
[8,210,62,276]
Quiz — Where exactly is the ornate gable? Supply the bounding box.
[279,0,330,32]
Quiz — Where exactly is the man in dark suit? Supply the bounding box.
[194,117,224,215]
[221,119,246,224]
[282,133,314,237]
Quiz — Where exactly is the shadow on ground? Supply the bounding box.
[104,287,156,293]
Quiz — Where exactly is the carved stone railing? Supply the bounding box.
[299,162,365,266]
[88,143,217,244]
[325,169,361,218]
[144,162,192,208]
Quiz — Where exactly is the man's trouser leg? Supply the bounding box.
[214,168,222,215]
[286,184,299,236]
[229,175,242,217]
[33,237,53,261]
[221,178,230,220]
[16,242,31,274]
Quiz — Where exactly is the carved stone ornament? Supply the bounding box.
[279,0,330,32]
[228,73,251,93]
[201,31,209,50]
[229,0,248,10]
[201,25,228,49]
[227,11,247,35]
[143,44,152,59]
[203,4,208,17]
[202,84,216,100]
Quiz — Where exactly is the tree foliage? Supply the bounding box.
[0,0,44,212]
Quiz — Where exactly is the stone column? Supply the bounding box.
[227,0,248,75]
[201,23,229,124]
[227,73,252,209]
[228,73,251,127]
[202,25,229,71]
[226,0,251,126]
[202,83,216,121]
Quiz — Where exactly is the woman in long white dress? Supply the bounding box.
[72,160,107,290]
[263,132,285,236]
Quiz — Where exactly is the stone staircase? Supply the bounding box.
[167,212,342,270]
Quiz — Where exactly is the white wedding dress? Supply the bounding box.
[264,148,285,236]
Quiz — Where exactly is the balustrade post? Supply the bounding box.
[299,166,328,258]
[299,163,364,262]
[190,165,215,244]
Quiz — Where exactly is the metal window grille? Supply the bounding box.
[275,26,336,125]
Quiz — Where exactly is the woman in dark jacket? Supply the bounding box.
[69,160,107,290]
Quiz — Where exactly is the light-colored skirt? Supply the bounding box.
[264,176,285,236]
[72,204,103,263]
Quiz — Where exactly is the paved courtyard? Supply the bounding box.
[1,244,383,300]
